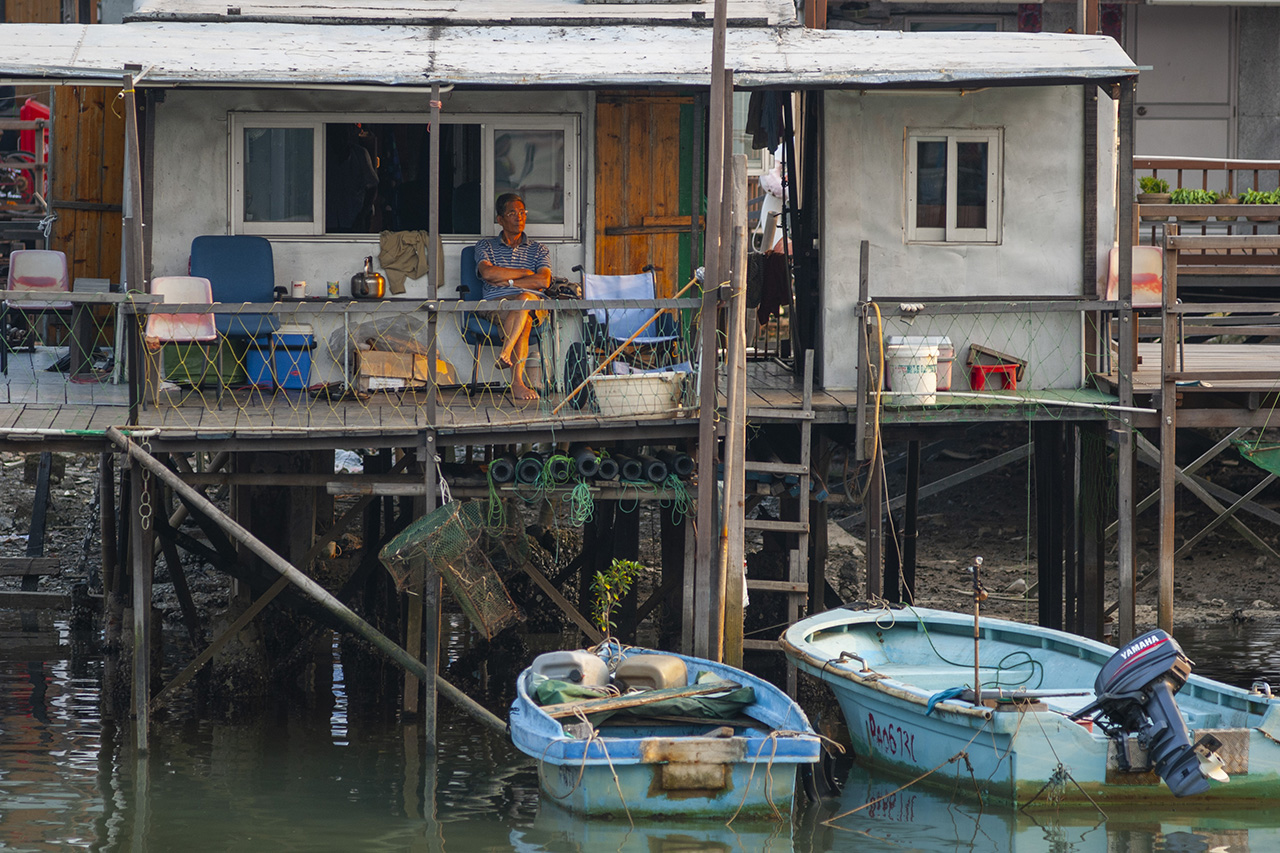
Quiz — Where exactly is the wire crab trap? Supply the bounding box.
[379,500,523,639]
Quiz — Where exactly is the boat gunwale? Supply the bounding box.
[510,647,823,768]
[781,605,1278,722]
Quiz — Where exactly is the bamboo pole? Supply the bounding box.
[721,156,749,667]
[105,428,505,735]
[549,279,698,417]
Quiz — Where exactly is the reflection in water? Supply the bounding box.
[806,761,1280,852]
[4,609,1280,851]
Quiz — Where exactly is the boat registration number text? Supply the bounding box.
[867,713,916,761]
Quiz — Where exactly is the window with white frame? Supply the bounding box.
[905,129,1002,244]
[231,113,579,239]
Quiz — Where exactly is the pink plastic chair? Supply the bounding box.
[147,275,220,403]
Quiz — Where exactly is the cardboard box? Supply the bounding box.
[356,350,431,393]
[355,349,460,393]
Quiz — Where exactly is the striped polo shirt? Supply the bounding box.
[473,234,551,299]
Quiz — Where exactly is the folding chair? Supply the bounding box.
[457,244,543,393]
[146,275,220,405]
[189,235,279,389]
[2,249,71,375]
[579,266,682,371]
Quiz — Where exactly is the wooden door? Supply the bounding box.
[594,93,695,297]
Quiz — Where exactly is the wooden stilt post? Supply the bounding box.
[722,155,749,668]
[659,501,687,652]
[902,439,920,603]
[100,451,118,597]
[1158,225,1179,633]
[420,81,444,748]
[122,67,146,423]
[1116,78,1138,644]
[866,450,883,600]
[420,432,441,748]
[1080,424,1106,640]
[130,458,153,751]
[695,0,729,661]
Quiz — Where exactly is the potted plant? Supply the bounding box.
[1170,187,1214,222]
[1242,188,1280,222]
[1214,190,1240,221]
[1137,176,1170,221]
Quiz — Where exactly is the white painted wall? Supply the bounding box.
[820,86,1117,392]
[148,87,591,386]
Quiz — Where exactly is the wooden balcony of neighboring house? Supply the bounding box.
[1095,156,1280,418]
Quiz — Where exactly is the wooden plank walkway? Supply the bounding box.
[0,358,1137,444]
[1096,343,1280,394]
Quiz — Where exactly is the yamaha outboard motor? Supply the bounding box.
[1071,630,1226,798]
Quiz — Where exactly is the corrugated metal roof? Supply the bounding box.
[127,0,795,26]
[0,23,1138,89]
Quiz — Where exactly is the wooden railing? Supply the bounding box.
[1134,156,1280,276]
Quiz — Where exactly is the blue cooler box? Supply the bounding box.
[246,324,314,389]
[272,324,315,389]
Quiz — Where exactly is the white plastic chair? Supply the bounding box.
[147,276,220,404]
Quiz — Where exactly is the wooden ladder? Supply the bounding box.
[741,356,814,694]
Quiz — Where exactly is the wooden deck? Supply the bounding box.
[0,352,1131,449]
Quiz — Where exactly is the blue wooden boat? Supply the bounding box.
[509,646,823,818]
[781,605,1280,807]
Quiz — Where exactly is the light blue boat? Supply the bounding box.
[509,646,823,818]
[782,605,1280,807]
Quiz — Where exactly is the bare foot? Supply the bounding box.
[495,352,515,370]
[511,381,539,402]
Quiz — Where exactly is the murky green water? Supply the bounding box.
[3,612,1280,852]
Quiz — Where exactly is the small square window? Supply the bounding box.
[906,129,1002,244]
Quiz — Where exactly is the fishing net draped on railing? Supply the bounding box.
[128,296,704,431]
[861,298,1121,421]
[379,499,526,640]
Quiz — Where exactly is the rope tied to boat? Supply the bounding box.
[539,707,633,827]
[1022,701,1108,818]
[727,728,839,826]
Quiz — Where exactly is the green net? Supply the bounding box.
[1233,438,1280,477]
[379,500,523,639]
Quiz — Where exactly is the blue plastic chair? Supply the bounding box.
[189,235,280,339]
[458,245,542,392]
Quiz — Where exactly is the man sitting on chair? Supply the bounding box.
[474,193,552,401]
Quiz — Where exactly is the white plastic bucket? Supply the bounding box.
[885,343,939,405]
[886,335,953,390]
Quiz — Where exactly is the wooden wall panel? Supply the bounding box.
[594,100,626,285]
[52,86,123,283]
[4,0,61,22]
[650,104,681,292]
[624,101,648,276]
[594,93,693,297]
